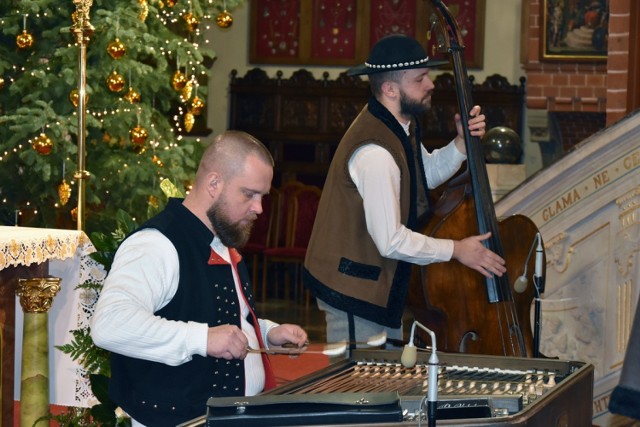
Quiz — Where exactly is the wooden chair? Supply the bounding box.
[261,184,322,305]
[258,180,304,302]
[241,187,279,298]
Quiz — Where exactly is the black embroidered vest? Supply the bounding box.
[108,198,257,426]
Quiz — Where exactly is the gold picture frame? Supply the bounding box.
[542,0,608,61]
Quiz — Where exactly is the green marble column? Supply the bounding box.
[16,277,61,427]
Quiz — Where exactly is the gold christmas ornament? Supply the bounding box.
[124,87,141,104]
[165,0,177,6]
[106,71,126,92]
[58,180,72,206]
[216,10,233,28]
[107,38,126,59]
[183,12,199,32]
[69,88,89,107]
[171,70,187,91]
[139,0,149,22]
[130,125,149,146]
[16,30,35,49]
[180,80,193,103]
[148,194,159,208]
[69,89,79,107]
[0,77,5,90]
[184,112,195,133]
[190,96,205,115]
[32,133,53,155]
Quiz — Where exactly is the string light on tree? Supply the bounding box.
[0,0,247,234]
[152,155,164,167]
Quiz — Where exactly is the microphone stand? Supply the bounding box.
[516,233,545,358]
[533,279,542,358]
[401,321,439,427]
[533,235,545,358]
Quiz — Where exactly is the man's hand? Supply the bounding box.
[454,105,486,153]
[206,324,249,360]
[452,232,506,278]
[266,324,308,349]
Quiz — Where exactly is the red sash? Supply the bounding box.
[208,248,277,390]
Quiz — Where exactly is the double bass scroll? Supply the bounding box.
[407,0,544,358]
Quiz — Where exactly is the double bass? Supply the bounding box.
[408,0,545,358]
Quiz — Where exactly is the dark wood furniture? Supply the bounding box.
[228,68,525,187]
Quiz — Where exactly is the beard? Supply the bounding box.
[206,197,255,249]
[399,90,431,117]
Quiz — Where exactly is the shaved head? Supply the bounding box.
[183,130,274,237]
[196,130,274,184]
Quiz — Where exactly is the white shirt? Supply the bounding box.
[348,129,466,265]
[91,229,277,425]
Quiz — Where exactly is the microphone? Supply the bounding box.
[401,321,439,427]
[513,274,528,293]
[513,232,543,294]
[533,233,545,293]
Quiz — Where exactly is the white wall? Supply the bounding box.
[205,1,526,139]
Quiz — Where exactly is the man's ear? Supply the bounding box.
[380,80,397,98]
[206,172,221,197]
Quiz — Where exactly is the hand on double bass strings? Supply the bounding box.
[452,232,507,278]
[454,105,486,153]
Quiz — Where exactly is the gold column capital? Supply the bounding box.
[70,0,95,42]
[16,277,62,313]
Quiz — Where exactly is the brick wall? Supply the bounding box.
[523,0,630,126]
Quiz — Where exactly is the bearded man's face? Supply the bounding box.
[207,191,255,248]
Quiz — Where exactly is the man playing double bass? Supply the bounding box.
[302,34,506,351]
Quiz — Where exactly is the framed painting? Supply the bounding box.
[249,0,485,68]
[542,0,608,61]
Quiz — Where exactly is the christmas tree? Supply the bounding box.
[0,0,244,234]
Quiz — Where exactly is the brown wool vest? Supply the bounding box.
[304,104,427,324]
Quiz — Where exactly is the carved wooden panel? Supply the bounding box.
[228,68,525,187]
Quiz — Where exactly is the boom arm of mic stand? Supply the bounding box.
[403,321,439,427]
